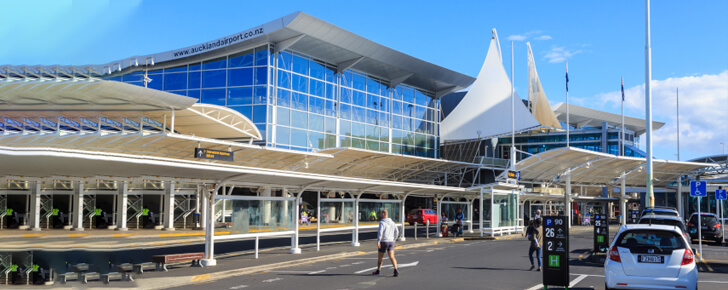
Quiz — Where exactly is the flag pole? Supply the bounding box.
[566,62,569,148]
[645,0,655,209]
[621,77,625,156]
[510,41,516,171]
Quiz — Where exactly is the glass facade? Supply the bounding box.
[106,45,440,158]
[497,129,643,161]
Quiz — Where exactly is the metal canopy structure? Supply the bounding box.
[516,147,714,187]
[552,103,665,136]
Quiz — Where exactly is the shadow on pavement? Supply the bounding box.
[452,266,531,272]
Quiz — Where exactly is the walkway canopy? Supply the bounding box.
[515,147,714,187]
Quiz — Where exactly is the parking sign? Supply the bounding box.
[717,189,727,200]
[690,181,707,197]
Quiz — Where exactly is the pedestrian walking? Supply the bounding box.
[373,210,400,277]
[527,219,542,271]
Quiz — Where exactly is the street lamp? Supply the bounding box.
[721,142,725,155]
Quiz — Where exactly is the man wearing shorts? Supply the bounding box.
[373,210,400,277]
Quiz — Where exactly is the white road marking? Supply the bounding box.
[325,267,337,270]
[351,261,364,265]
[262,277,282,283]
[700,280,728,284]
[308,270,326,275]
[354,261,419,274]
[525,274,588,290]
[270,270,314,274]
[230,285,248,289]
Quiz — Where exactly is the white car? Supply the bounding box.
[605,224,698,290]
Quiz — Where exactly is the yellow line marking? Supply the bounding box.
[190,274,210,282]
[357,251,367,255]
[193,280,216,285]
[433,241,438,245]
[23,234,45,237]
[250,271,269,275]
[394,246,403,250]
[703,261,714,272]
[112,234,133,237]
[159,232,205,238]
[68,234,88,237]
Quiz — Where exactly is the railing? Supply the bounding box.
[474,156,510,168]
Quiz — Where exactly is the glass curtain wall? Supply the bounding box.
[320,201,355,228]
[357,201,401,227]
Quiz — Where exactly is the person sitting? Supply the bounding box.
[451,208,465,237]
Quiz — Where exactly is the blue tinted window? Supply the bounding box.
[148,69,163,75]
[415,90,430,106]
[341,88,352,104]
[164,73,187,91]
[309,96,324,115]
[165,65,187,73]
[107,76,122,81]
[352,106,366,123]
[277,70,291,89]
[201,89,226,106]
[188,90,200,101]
[169,90,187,96]
[255,47,268,66]
[367,78,380,95]
[277,126,290,145]
[309,114,324,132]
[254,67,267,85]
[340,103,351,120]
[392,115,402,129]
[229,50,254,68]
[311,79,325,97]
[325,67,336,83]
[123,72,144,82]
[325,100,336,117]
[291,128,307,147]
[310,60,325,80]
[325,117,336,133]
[340,120,351,136]
[189,63,201,71]
[379,113,389,127]
[227,87,253,105]
[353,91,366,107]
[278,52,291,70]
[366,125,378,139]
[291,110,307,129]
[277,89,290,108]
[341,71,352,88]
[292,74,308,93]
[393,86,402,100]
[253,86,267,104]
[367,109,378,125]
[252,105,266,123]
[352,122,365,139]
[291,54,308,75]
[367,94,379,109]
[147,75,163,90]
[352,73,365,91]
[228,68,253,87]
[310,131,324,149]
[380,97,389,112]
[203,57,227,70]
[189,71,201,89]
[231,106,252,120]
[392,101,403,116]
[416,105,427,120]
[277,107,290,126]
[325,84,336,100]
[292,92,307,111]
[402,87,415,103]
[202,70,226,88]
[380,127,389,141]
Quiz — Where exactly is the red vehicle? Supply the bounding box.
[406,208,438,225]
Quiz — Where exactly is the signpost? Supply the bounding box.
[593,213,609,253]
[629,210,640,224]
[194,148,234,161]
[717,188,726,244]
[690,180,706,260]
[542,216,569,288]
[507,171,520,180]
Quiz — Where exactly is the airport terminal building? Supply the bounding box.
[0,12,717,268]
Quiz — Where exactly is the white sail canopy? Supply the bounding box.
[440,29,541,142]
[527,42,562,129]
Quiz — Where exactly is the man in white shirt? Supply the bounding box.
[372,210,400,277]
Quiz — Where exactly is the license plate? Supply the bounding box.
[639,255,664,263]
[701,226,708,229]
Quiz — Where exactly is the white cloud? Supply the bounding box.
[534,35,552,40]
[542,46,582,63]
[588,71,728,159]
[507,34,527,41]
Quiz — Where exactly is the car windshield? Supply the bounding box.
[689,215,718,224]
[615,230,685,254]
[409,210,421,215]
[642,210,678,217]
[638,219,686,232]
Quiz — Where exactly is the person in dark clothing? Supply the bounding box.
[526,219,542,271]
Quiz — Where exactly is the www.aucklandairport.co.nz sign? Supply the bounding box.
[194,148,234,162]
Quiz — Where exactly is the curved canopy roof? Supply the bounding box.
[552,103,665,136]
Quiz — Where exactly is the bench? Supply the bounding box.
[151,252,204,272]
[81,272,100,284]
[133,262,156,274]
[59,272,77,283]
[102,264,134,283]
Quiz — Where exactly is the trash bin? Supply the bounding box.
[193,213,201,228]
[441,223,448,237]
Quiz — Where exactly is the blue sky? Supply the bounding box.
[2,0,726,160]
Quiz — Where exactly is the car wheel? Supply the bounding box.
[605,282,611,290]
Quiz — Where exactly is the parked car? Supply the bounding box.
[686,213,724,244]
[605,224,697,290]
[640,207,679,218]
[406,208,437,225]
[638,215,689,240]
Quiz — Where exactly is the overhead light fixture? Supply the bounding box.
[585,162,591,169]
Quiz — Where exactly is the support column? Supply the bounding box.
[620,173,627,225]
[290,191,302,254]
[162,182,175,231]
[677,176,683,219]
[351,192,361,247]
[200,188,208,230]
[116,182,129,231]
[480,188,484,237]
[72,182,84,231]
[201,188,216,267]
[399,193,408,241]
[468,198,474,233]
[565,173,572,228]
[29,182,42,231]
[436,195,442,237]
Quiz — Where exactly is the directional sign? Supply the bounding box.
[690,181,707,197]
[629,210,640,224]
[507,171,520,180]
[543,216,569,287]
[194,148,234,161]
[594,214,609,253]
[717,189,727,200]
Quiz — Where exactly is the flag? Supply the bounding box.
[621,77,625,101]
[565,71,569,92]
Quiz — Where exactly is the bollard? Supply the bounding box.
[255,236,259,259]
[426,219,430,239]
[414,222,418,240]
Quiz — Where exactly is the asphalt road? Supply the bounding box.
[169,228,728,290]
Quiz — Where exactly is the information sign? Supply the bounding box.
[542,216,569,287]
[194,148,234,161]
[690,181,707,197]
[593,214,609,253]
[507,171,520,180]
[717,189,727,200]
[629,210,640,224]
